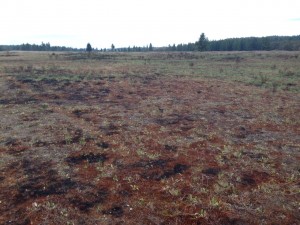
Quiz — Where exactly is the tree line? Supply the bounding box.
[0,42,83,52]
[1,35,300,52]
[206,35,300,51]
[162,34,300,52]
[89,43,154,52]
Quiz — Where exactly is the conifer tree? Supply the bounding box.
[86,43,92,53]
[197,33,208,51]
[149,43,153,51]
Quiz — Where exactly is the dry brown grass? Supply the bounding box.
[0,51,299,225]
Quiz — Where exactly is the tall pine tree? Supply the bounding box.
[86,43,92,53]
[197,33,208,51]
[149,43,153,51]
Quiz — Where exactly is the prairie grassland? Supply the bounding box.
[2,51,299,91]
[0,51,299,225]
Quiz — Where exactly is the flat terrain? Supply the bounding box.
[0,51,299,225]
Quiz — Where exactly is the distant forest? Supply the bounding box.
[205,35,300,51]
[0,42,83,52]
[164,35,300,51]
[1,35,300,52]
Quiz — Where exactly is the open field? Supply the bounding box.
[0,51,299,225]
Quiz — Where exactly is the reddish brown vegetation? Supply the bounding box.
[0,52,299,225]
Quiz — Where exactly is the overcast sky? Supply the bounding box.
[1,0,299,49]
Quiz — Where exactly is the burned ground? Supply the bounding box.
[0,51,299,224]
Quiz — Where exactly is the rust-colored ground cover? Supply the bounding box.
[0,52,299,224]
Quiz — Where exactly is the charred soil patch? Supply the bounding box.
[65,153,108,165]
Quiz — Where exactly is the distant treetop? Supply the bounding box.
[86,43,92,52]
[197,33,209,51]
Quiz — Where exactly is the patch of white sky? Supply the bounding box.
[1,0,299,48]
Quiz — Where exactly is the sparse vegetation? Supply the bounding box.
[0,51,299,224]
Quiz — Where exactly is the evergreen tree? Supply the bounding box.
[149,43,153,51]
[111,44,115,51]
[86,43,92,53]
[172,44,176,51]
[177,44,183,51]
[197,33,208,51]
